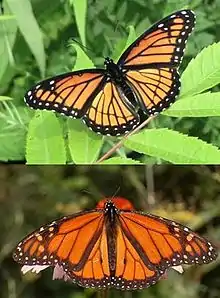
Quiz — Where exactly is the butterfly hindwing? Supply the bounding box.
[83,81,140,135]
[126,67,180,114]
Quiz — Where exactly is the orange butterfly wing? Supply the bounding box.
[67,223,163,290]
[118,211,217,272]
[118,10,195,68]
[24,70,139,136]
[13,210,105,272]
[13,199,217,290]
[83,81,139,136]
[126,68,179,114]
[24,70,106,119]
[117,10,195,115]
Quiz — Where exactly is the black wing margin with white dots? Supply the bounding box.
[12,210,105,270]
[117,10,195,115]
[118,211,217,277]
[24,69,106,119]
[125,67,180,115]
[83,81,140,136]
[118,9,196,69]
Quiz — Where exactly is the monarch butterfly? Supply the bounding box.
[24,10,195,136]
[13,197,217,290]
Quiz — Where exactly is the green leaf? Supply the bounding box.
[0,96,13,101]
[26,111,66,164]
[124,25,136,50]
[113,25,136,61]
[0,105,31,161]
[6,0,45,77]
[71,43,94,70]
[0,14,15,21]
[163,92,220,117]
[124,128,220,164]
[69,0,87,46]
[163,0,190,16]
[100,157,141,164]
[67,119,103,164]
[180,42,220,98]
[0,119,26,161]
[0,2,17,82]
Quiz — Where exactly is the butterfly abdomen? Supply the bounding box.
[105,59,138,110]
[105,202,118,273]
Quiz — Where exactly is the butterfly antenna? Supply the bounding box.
[109,186,121,202]
[70,38,105,59]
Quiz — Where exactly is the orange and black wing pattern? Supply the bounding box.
[24,70,139,136]
[118,10,195,115]
[118,10,195,69]
[13,197,217,291]
[67,214,164,290]
[118,210,217,275]
[83,81,139,136]
[13,210,105,273]
[126,67,179,114]
[24,70,106,119]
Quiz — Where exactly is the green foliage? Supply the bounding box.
[0,102,31,161]
[1,0,220,164]
[180,42,220,97]
[69,0,87,46]
[26,111,66,164]
[164,92,220,117]
[124,128,220,164]
[101,157,142,164]
[6,0,46,77]
[67,119,103,164]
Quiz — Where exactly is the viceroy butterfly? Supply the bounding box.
[24,10,195,136]
[13,197,217,290]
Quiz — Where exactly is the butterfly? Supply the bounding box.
[13,197,217,290]
[24,10,195,136]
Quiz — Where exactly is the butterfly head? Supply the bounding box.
[104,57,114,67]
[97,197,134,211]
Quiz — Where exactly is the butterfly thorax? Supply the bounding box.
[104,57,138,107]
[104,201,119,224]
[104,57,124,83]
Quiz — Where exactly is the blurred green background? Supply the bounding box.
[1,0,220,162]
[0,165,219,298]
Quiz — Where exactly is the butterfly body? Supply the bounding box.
[25,10,196,136]
[103,58,139,111]
[13,197,217,290]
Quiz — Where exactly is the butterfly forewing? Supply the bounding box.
[118,10,195,68]
[24,70,106,119]
[118,211,217,271]
[13,210,105,271]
